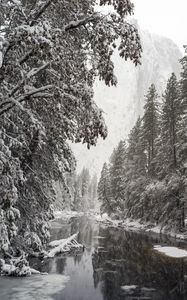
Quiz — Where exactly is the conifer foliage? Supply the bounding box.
[98,163,112,214]
[0,0,141,271]
[142,84,159,176]
[98,51,187,231]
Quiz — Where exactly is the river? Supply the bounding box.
[0,215,187,300]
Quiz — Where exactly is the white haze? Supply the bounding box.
[133,0,187,52]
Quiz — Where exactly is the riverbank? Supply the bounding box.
[54,210,187,242]
[93,212,187,242]
[54,210,187,259]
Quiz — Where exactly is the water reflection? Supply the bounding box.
[46,216,187,300]
[1,216,187,300]
[92,227,187,300]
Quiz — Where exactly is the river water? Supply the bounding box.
[0,215,187,300]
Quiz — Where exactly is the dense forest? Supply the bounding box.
[55,168,97,212]
[98,55,187,232]
[0,0,141,274]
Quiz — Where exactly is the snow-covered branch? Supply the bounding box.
[19,49,34,65]
[46,233,83,258]
[64,13,100,31]
[29,0,54,26]
[9,62,50,98]
[0,85,53,116]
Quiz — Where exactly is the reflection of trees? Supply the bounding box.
[55,257,67,274]
[92,227,187,300]
[51,216,101,266]
[50,218,72,240]
[71,216,100,248]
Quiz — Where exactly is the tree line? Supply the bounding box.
[98,51,187,231]
[55,168,98,212]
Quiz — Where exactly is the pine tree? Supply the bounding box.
[178,53,187,175]
[142,84,159,176]
[127,117,147,178]
[124,117,147,217]
[98,163,112,215]
[161,73,179,170]
[109,140,126,213]
[79,168,90,210]
[175,51,187,229]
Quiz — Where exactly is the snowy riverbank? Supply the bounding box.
[94,212,187,241]
[53,210,187,259]
[54,210,187,242]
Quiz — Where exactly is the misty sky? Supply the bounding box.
[133,0,187,51]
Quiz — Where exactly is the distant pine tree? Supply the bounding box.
[142,84,159,176]
[90,174,98,209]
[98,163,112,215]
[127,117,147,178]
[73,175,83,212]
[109,140,126,213]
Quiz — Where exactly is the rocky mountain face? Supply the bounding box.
[71,29,182,175]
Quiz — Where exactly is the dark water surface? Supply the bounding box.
[1,215,187,300]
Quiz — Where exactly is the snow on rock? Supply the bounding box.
[47,232,83,258]
[154,245,187,258]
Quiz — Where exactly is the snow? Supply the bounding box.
[94,213,187,241]
[93,236,105,239]
[29,268,41,274]
[47,232,83,257]
[153,245,187,258]
[0,261,16,275]
[1,274,69,300]
[54,210,84,220]
[94,212,122,227]
[121,285,137,291]
[0,258,41,277]
[54,210,187,242]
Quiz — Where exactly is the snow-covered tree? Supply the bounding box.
[127,117,146,178]
[109,140,126,213]
[178,52,187,175]
[98,163,112,215]
[155,73,180,177]
[142,84,159,176]
[0,0,141,271]
[124,117,147,217]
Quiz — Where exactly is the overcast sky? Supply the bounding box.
[133,0,187,52]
